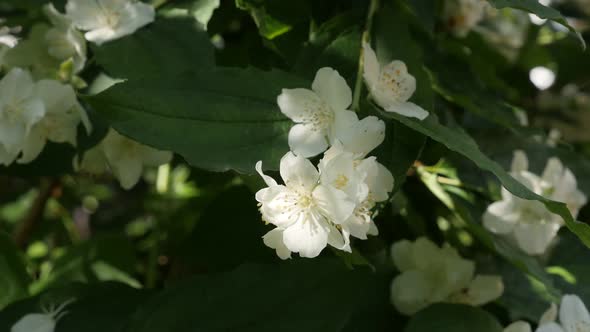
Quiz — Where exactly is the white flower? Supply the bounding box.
[11,299,74,332]
[18,79,91,164]
[483,151,586,255]
[77,129,173,189]
[319,143,394,248]
[331,111,386,159]
[277,67,355,158]
[255,152,356,258]
[537,295,590,332]
[443,0,489,37]
[505,321,532,332]
[362,42,429,120]
[65,0,155,45]
[44,4,87,73]
[390,237,503,315]
[0,25,18,48]
[0,68,45,165]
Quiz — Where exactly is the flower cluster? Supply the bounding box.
[390,237,503,315]
[255,66,394,259]
[505,294,590,332]
[483,150,587,255]
[0,0,170,190]
[0,67,90,165]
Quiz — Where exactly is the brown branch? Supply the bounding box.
[13,178,60,249]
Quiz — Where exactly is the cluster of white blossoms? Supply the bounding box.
[0,67,90,165]
[483,150,587,255]
[0,1,169,190]
[505,294,590,332]
[76,129,173,190]
[255,65,395,259]
[390,237,504,315]
[443,0,490,37]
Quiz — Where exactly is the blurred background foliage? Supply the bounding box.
[1,0,590,331]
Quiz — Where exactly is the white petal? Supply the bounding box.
[111,154,143,189]
[311,67,352,111]
[466,275,504,306]
[326,222,349,252]
[483,200,519,234]
[536,322,565,332]
[279,151,319,192]
[256,186,299,228]
[34,80,77,115]
[559,294,590,332]
[390,270,435,315]
[541,157,563,184]
[511,150,529,173]
[384,101,429,120]
[504,321,532,332]
[10,313,56,332]
[334,115,386,158]
[288,123,329,158]
[75,146,108,174]
[282,216,329,258]
[255,161,278,187]
[0,68,35,102]
[262,228,291,260]
[312,185,355,224]
[66,0,105,30]
[84,27,117,45]
[513,222,560,255]
[114,2,155,36]
[277,88,323,123]
[391,239,415,271]
[362,42,380,91]
[138,145,173,166]
[17,126,47,164]
[356,157,394,202]
[540,303,558,325]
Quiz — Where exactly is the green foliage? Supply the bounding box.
[86,68,308,172]
[405,304,504,332]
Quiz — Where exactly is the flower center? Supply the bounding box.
[333,174,349,190]
[297,193,313,208]
[302,98,334,132]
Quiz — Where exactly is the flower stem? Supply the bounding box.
[352,0,380,112]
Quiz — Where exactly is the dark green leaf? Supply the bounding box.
[92,17,214,80]
[405,303,503,332]
[86,67,309,173]
[0,232,30,309]
[124,259,391,332]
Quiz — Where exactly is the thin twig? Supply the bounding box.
[352,0,380,111]
[13,178,60,249]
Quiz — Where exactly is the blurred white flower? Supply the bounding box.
[505,321,532,332]
[390,237,503,315]
[0,25,18,48]
[536,295,590,332]
[483,151,587,255]
[18,79,91,163]
[443,0,489,37]
[277,67,355,158]
[362,42,429,120]
[0,68,45,165]
[44,3,87,73]
[65,0,155,45]
[77,129,173,189]
[255,152,355,258]
[11,298,74,332]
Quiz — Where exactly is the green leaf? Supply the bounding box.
[124,259,392,331]
[376,111,590,249]
[236,0,310,40]
[487,0,585,48]
[0,232,30,309]
[92,17,214,80]
[405,303,503,332]
[86,67,309,173]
